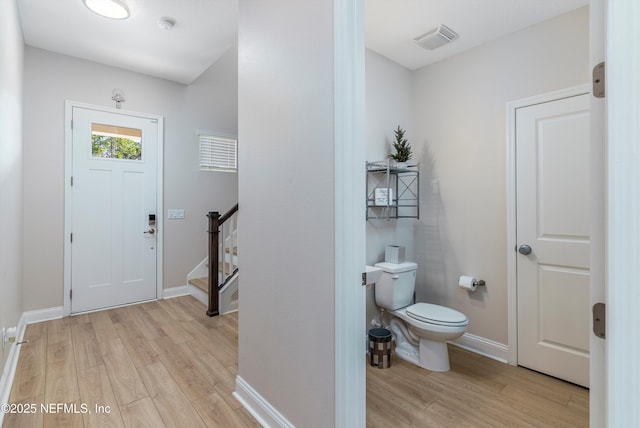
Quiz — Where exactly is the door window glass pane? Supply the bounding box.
[92,123,142,160]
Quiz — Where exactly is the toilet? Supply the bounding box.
[374,261,468,372]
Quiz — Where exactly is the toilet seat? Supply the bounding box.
[405,302,468,327]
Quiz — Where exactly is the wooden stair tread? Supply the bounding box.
[188,277,208,293]
[188,264,238,295]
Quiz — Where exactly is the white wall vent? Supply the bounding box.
[413,25,459,50]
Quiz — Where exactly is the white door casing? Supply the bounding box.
[588,0,606,425]
[334,0,366,426]
[607,0,640,425]
[511,91,590,387]
[64,102,164,315]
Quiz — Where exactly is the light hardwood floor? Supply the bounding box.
[366,346,589,427]
[3,296,588,427]
[3,297,259,428]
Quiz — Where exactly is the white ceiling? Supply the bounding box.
[17,0,589,85]
[17,0,238,85]
[366,0,590,70]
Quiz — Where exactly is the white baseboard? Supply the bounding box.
[162,285,190,299]
[22,306,63,325]
[1,306,63,423]
[449,332,509,363]
[234,376,295,428]
[0,313,28,427]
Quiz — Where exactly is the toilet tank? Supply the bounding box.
[373,262,417,310]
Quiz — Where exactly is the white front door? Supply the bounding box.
[516,93,590,387]
[70,106,159,313]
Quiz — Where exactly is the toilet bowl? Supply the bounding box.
[391,302,467,371]
[374,261,468,372]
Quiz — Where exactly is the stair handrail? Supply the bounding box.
[207,203,238,316]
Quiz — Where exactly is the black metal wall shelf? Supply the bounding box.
[366,160,419,220]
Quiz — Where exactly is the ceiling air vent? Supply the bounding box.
[413,25,459,51]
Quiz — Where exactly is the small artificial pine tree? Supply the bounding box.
[390,126,412,163]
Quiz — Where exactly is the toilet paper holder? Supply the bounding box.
[458,275,486,291]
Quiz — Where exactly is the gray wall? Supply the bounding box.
[411,7,589,344]
[22,46,238,311]
[0,0,24,367]
[237,0,336,425]
[365,49,414,327]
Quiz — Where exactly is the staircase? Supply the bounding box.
[187,204,239,316]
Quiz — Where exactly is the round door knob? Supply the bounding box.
[518,244,532,255]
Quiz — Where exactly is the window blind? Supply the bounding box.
[199,133,237,172]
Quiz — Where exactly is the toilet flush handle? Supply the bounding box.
[392,275,399,279]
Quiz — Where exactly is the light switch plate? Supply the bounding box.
[168,209,185,219]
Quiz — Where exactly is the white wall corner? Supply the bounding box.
[450,333,509,364]
[234,376,295,428]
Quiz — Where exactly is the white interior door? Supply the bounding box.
[71,106,159,313]
[516,93,590,387]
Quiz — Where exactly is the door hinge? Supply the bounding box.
[70,233,73,243]
[71,119,73,129]
[70,289,72,300]
[593,62,605,98]
[593,302,605,339]
[71,176,73,186]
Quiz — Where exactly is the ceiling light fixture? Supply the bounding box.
[83,0,130,20]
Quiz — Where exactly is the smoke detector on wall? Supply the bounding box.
[413,25,459,50]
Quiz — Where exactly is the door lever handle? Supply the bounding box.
[144,229,155,235]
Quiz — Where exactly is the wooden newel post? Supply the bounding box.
[207,211,220,317]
